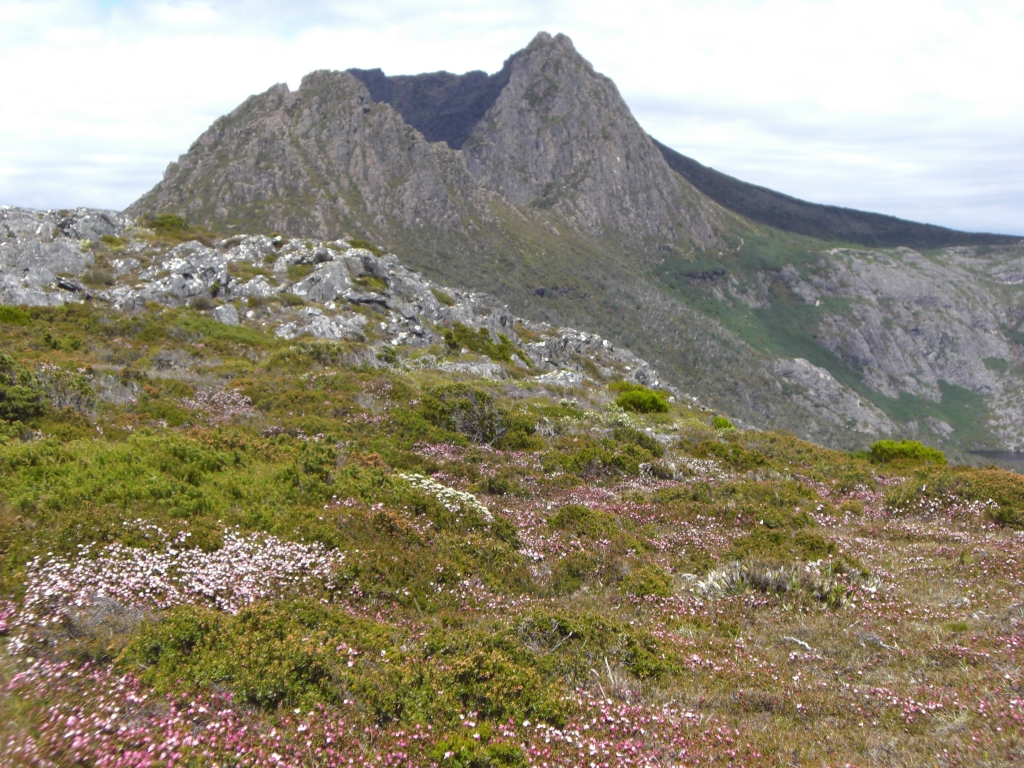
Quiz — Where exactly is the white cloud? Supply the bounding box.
[0,0,1021,234]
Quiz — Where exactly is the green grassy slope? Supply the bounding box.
[2,301,1024,765]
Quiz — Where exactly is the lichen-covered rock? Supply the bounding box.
[275,309,368,341]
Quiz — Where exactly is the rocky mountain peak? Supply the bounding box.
[462,32,719,246]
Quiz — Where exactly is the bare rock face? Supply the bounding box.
[770,357,894,438]
[462,33,719,247]
[0,207,132,306]
[128,33,721,255]
[127,73,486,241]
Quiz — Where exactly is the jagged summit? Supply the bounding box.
[459,32,717,245]
[130,32,718,251]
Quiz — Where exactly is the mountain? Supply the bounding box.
[127,32,1024,459]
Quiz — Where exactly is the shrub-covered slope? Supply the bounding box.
[2,245,1023,765]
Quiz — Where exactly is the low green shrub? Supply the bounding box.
[615,388,669,414]
[620,564,673,597]
[869,439,946,465]
[430,287,456,306]
[549,504,616,538]
[352,275,388,293]
[123,601,566,726]
[712,415,734,430]
[611,425,665,457]
[725,528,837,564]
[443,322,525,366]
[609,381,669,413]
[347,239,384,256]
[549,551,599,594]
[145,213,214,245]
[82,268,115,287]
[541,435,657,477]
[418,384,538,449]
[691,440,767,472]
[0,306,31,326]
[0,353,47,422]
[885,465,1024,528]
[429,734,526,768]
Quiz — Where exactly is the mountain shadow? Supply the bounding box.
[348,63,512,150]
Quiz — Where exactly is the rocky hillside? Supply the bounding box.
[0,206,676,398]
[123,32,1024,458]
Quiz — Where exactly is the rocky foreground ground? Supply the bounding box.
[0,206,676,398]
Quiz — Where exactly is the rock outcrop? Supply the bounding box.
[0,206,671,394]
[460,33,718,247]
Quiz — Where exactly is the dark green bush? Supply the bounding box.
[611,425,665,457]
[431,287,456,306]
[620,564,673,597]
[885,466,1024,528]
[418,384,537,448]
[0,306,31,325]
[443,322,525,366]
[542,435,655,476]
[347,239,384,256]
[615,388,669,414]
[145,213,214,245]
[692,440,767,471]
[550,552,599,594]
[726,528,837,564]
[869,439,946,465]
[0,354,47,422]
[429,734,526,768]
[549,504,616,538]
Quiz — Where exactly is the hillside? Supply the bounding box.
[2,213,1024,766]
[124,31,1024,459]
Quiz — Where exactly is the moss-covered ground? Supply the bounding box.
[1,303,1022,766]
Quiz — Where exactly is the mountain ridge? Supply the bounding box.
[654,139,1018,249]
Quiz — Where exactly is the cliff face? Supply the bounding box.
[128,72,487,240]
[460,33,718,247]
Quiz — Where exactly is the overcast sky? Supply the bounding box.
[1,0,1021,235]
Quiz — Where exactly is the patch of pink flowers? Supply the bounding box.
[181,388,256,424]
[13,524,343,646]
[2,659,770,768]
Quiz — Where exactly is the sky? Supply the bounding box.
[1,0,1022,235]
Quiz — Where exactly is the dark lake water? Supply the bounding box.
[969,451,1024,473]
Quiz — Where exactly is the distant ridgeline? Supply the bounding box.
[653,141,1018,249]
